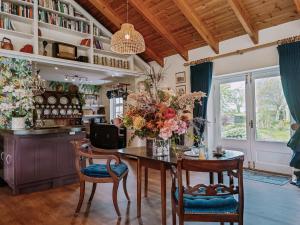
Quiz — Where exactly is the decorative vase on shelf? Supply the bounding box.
[11,117,25,130]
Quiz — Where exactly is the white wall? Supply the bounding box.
[146,19,300,149]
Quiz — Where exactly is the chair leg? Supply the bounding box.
[220,222,224,225]
[112,181,121,217]
[88,183,97,203]
[75,181,85,215]
[123,173,130,202]
[144,167,148,197]
[230,222,234,225]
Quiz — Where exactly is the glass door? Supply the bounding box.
[215,75,252,167]
[250,69,292,174]
[214,68,292,174]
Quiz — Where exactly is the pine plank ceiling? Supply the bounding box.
[76,0,300,66]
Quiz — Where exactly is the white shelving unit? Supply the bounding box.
[0,0,144,76]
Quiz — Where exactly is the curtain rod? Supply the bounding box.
[184,35,300,67]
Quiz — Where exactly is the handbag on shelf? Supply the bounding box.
[1,37,14,50]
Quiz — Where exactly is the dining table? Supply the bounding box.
[112,147,245,225]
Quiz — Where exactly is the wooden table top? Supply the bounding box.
[115,147,244,165]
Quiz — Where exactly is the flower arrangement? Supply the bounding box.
[0,57,34,129]
[123,67,206,144]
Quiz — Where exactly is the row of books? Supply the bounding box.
[0,16,15,30]
[93,55,130,70]
[38,0,85,20]
[1,2,33,18]
[39,10,90,33]
[93,26,102,37]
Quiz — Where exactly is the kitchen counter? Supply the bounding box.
[0,126,84,136]
[0,127,86,194]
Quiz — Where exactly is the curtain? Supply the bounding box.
[277,42,300,169]
[190,62,213,138]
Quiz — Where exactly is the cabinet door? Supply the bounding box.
[16,136,57,184]
[4,136,15,187]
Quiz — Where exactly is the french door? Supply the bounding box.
[214,68,292,174]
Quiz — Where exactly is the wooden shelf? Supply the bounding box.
[38,21,89,37]
[38,6,89,23]
[0,11,33,23]
[4,0,34,7]
[0,28,33,39]
[38,36,90,51]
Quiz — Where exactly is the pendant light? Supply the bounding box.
[111,0,145,55]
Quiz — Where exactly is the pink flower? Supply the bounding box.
[176,120,188,135]
[164,118,178,131]
[163,108,176,119]
[159,127,173,140]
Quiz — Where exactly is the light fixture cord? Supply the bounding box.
[126,0,128,23]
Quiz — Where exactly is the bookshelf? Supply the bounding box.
[0,0,143,75]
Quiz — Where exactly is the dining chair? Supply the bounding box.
[71,140,130,217]
[171,156,244,225]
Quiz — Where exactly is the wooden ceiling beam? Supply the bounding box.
[129,0,188,61]
[172,0,219,54]
[89,0,164,67]
[294,0,300,13]
[227,0,258,44]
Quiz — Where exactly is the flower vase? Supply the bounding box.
[153,138,170,156]
[11,117,25,130]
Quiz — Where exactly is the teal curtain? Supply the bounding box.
[277,42,300,169]
[190,62,213,138]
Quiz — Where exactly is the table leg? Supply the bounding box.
[160,163,167,225]
[218,172,224,184]
[186,170,190,187]
[137,158,142,218]
[209,172,214,184]
[144,167,148,197]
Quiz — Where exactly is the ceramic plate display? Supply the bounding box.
[52,109,58,116]
[44,109,50,116]
[67,109,73,115]
[47,96,57,105]
[58,105,62,109]
[60,109,66,115]
[71,97,79,105]
[36,109,42,115]
[35,95,44,104]
[73,109,79,115]
[59,96,69,105]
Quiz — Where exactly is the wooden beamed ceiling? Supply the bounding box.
[76,0,300,65]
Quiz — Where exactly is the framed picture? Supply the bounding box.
[175,71,186,84]
[176,85,186,96]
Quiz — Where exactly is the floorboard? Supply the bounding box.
[0,159,299,225]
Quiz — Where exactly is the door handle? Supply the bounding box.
[249,120,254,128]
[5,154,11,165]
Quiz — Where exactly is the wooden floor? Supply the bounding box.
[0,159,299,225]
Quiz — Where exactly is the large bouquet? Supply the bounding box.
[123,67,206,143]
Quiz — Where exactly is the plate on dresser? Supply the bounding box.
[59,96,69,105]
[71,97,79,105]
[35,95,44,104]
[44,109,51,116]
[47,96,57,105]
[67,109,73,115]
[52,109,59,116]
[60,109,66,115]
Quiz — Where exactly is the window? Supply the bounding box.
[110,97,123,121]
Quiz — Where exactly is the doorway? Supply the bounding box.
[214,67,292,174]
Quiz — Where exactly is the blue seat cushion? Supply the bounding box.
[81,163,128,178]
[175,188,238,214]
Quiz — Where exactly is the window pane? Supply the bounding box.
[220,81,247,140]
[255,76,290,142]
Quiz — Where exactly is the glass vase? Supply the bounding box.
[153,138,170,156]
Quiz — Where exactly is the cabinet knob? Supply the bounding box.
[0,152,4,161]
[5,154,11,164]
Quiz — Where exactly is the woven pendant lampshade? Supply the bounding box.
[111,23,145,54]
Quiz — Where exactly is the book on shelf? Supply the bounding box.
[0,16,15,30]
[94,38,103,50]
[38,0,86,20]
[93,26,102,37]
[1,1,33,19]
[39,10,90,33]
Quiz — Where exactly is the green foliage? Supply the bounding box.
[223,124,246,139]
